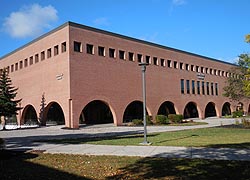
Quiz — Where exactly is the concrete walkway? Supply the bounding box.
[1,118,250,161]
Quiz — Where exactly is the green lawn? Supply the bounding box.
[0,150,249,180]
[44,126,250,148]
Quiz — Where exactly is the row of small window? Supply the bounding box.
[73,41,233,78]
[180,79,218,96]
[4,42,67,73]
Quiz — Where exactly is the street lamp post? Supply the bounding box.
[139,62,151,145]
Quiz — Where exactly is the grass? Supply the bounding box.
[0,150,249,180]
[42,126,250,148]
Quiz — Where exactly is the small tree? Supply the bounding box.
[0,68,22,129]
[39,93,46,126]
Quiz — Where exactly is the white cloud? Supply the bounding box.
[3,4,58,38]
[172,0,186,6]
[93,17,110,26]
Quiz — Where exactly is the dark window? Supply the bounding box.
[86,44,94,54]
[210,68,213,74]
[119,50,125,60]
[181,79,184,94]
[54,45,59,56]
[192,80,195,94]
[174,61,178,68]
[11,65,14,72]
[201,67,204,73]
[146,55,150,64]
[47,48,52,58]
[211,82,214,95]
[128,52,134,61]
[19,61,23,69]
[61,42,66,53]
[74,41,82,52]
[160,58,165,66]
[218,70,221,76]
[167,60,171,68]
[196,66,199,72]
[215,83,218,96]
[206,68,209,74]
[191,65,194,71]
[137,54,142,62]
[98,46,105,56]
[24,59,28,67]
[180,62,183,69]
[202,81,205,95]
[206,82,210,95]
[109,48,115,58]
[15,63,18,71]
[185,64,189,71]
[197,81,200,94]
[186,80,190,94]
[35,54,39,63]
[153,57,158,65]
[214,69,217,75]
[30,56,33,65]
[41,51,45,60]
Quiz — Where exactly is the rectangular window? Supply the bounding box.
[47,48,52,58]
[54,45,59,56]
[191,65,194,71]
[35,54,39,63]
[128,52,134,61]
[153,57,158,65]
[186,80,190,94]
[109,48,115,58]
[218,70,221,76]
[24,59,28,67]
[167,60,171,68]
[211,82,214,95]
[201,67,204,73]
[197,81,200,94]
[174,61,178,68]
[86,44,94,54]
[146,55,150,64]
[180,62,183,70]
[61,42,66,53]
[98,46,105,56]
[185,64,189,71]
[181,79,184,94]
[160,58,165,67]
[192,80,195,94]
[74,41,82,52]
[41,51,45,60]
[206,82,210,95]
[202,81,205,95]
[19,61,23,69]
[11,65,14,72]
[215,83,218,96]
[214,69,217,75]
[119,50,125,60]
[210,68,213,75]
[30,56,33,65]
[15,63,18,71]
[196,66,199,72]
[206,68,209,74]
[137,54,142,62]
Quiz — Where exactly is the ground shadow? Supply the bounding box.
[107,155,250,179]
[0,150,90,180]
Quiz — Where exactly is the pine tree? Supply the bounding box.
[0,68,22,129]
[39,93,46,126]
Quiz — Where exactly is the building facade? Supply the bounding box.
[0,22,249,128]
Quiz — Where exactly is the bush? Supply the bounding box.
[168,114,184,124]
[232,111,243,118]
[146,115,153,125]
[132,119,143,126]
[155,115,169,124]
[242,118,250,128]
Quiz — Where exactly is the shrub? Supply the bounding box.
[232,111,243,118]
[242,118,250,128]
[155,115,169,124]
[146,115,153,125]
[132,119,143,126]
[168,114,184,124]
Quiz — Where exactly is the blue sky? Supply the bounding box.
[0,0,249,63]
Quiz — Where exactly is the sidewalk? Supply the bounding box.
[1,118,249,161]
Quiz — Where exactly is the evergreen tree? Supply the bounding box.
[0,68,22,129]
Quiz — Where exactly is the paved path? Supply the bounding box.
[1,118,250,161]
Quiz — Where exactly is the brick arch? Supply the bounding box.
[21,104,38,125]
[183,101,200,119]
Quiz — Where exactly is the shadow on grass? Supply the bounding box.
[0,150,90,180]
[155,134,199,144]
[107,155,250,179]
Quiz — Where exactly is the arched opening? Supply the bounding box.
[222,102,231,116]
[205,102,217,118]
[80,100,113,124]
[44,102,65,125]
[157,101,176,116]
[123,101,148,123]
[236,102,244,111]
[248,104,250,115]
[22,105,38,125]
[184,102,199,119]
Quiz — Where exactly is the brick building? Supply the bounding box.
[0,21,249,128]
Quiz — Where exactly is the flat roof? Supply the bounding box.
[0,21,237,67]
